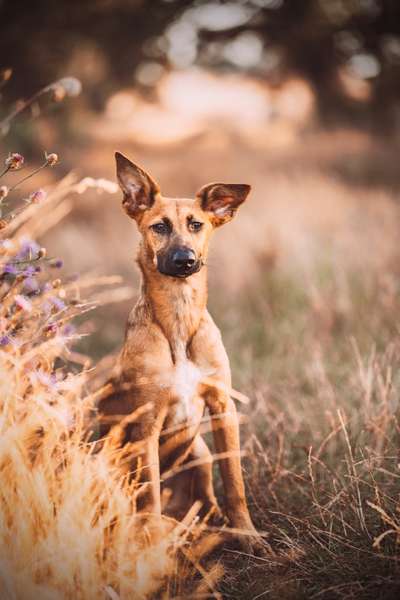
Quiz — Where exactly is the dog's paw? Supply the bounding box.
[203,502,228,527]
[225,517,269,557]
[237,531,268,557]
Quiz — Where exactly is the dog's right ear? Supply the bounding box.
[115,152,159,220]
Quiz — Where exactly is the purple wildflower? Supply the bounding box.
[62,324,75,337]
[22,265,36,277]
[50,296,65,311]
[50,259,63,269]
[23,277,39,294]
[3,263,17,275]
[41,301,52,315]
[15,239,41,261]
[29,189,47,204]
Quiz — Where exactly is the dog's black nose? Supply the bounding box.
[171,247,196,270]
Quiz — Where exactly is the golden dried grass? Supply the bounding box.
[0,177,221,600]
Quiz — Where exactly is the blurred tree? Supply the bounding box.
[0,0,400,128]
[0,0,192,108]
[194,0,400,128]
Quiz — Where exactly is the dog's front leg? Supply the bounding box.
[205,391,253,527]
[204,388,264,552]
[136,434,161,516]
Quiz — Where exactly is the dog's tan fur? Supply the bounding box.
[98,152,260,548]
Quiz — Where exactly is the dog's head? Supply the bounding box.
[115,152,251,279]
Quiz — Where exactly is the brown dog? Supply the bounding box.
[98,152,260,549]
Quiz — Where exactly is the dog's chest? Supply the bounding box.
[168,358,204,425]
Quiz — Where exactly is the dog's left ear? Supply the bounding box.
[115,152,160,220]
[197,182,251,227]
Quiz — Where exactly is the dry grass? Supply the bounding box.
[214,261,400,599]
[2,77,400,598]
[0,175,223,600]
[208,187,400,598]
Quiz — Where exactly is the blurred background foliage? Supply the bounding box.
[1,0,400,128]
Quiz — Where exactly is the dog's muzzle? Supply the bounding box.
[157,246,201,278]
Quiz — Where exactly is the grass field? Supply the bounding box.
[1,101,400,599]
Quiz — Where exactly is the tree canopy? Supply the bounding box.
[1,0,399,126]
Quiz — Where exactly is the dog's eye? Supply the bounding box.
[151,222,170,235]
[188,221,203,232]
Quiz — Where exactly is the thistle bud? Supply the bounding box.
[44,322,58,336]
[0,186,8,200]
[0,335,11,347]
[5,152,24,170]
[14,294,32,312]
[50,258,63,269]
[56,77,82,97]
[29,189,47,204]
[45,152,59,167]
[3,263,17,275]
[50,296,65,311]
[52,85,66,102]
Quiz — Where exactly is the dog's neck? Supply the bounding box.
[137,246,208,362]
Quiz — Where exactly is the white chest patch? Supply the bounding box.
[170,360,203,424]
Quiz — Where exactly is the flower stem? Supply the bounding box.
[0,83,54,135]
[8,161,49,192]
[0,165,10,179]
